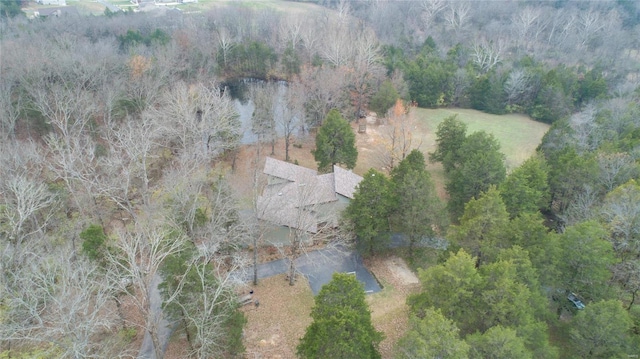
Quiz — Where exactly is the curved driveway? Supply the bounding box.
[250,246,382,295]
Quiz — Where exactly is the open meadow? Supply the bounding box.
[414,108,550,169]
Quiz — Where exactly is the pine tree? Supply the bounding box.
[344,169,393,256]
[297,273,383,359]
[312,109,357,172]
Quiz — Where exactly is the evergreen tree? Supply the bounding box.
[312,109,357,172]
[0,0,23,18]
[390,150,446,255]
[344,169,393,256]
[448,186,510,263]
[500,154,550,218]
[297,273,383,359]
[446,131,506,220]
[570,300,633,358]
[467,326,534,359]
[395,309,469,359]
[369,80,399,116]
[408,250,482,333]
[429,115,467,174]
[559,221,616,301]
[390,149,427,183]
[80,224,107,262]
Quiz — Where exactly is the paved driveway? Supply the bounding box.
[248,246,381,295]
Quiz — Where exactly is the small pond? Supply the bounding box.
[223,78,305,145]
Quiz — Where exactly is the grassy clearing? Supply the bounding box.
[70,0,107,14]
[180,0,323,13]
[414,108,550,170]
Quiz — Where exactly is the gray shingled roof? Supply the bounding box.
[257,175,320,233]
[333,165,363,199]
[263,157,317,182]
[257,158,362,232]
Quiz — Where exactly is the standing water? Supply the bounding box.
[223,78,304,145]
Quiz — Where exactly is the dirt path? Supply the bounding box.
[366,256,421,358]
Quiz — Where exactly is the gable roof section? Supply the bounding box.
[258,158,362,233]
[333,165,363,199]
[258,184,318,233]
[263,156,317,182]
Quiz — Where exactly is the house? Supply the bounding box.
[33,6,78,17]
[37,0,66,5]
[257,157,363,234]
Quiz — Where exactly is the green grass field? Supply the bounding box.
[413,108,550,170]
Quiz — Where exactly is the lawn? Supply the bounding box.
[414,108,550,170]
[170,0,324,13]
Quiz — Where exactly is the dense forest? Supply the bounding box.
[1,0,640,358]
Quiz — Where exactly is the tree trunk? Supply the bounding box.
[288,258,296,286]
[181,309,194,353]
[285,135,290,162]
[253,235,258,285]
[289,232,299,286]
[231,150,238,172]
[628,289,637,311]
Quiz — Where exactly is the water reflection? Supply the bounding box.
[223,78,303,145]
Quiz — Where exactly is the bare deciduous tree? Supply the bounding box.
[443,1,471,38]
[300,15,323,63]
[471,37,505,73]
[504,69,532,107]
[278,82,305,162]
[103,115,163,212]
[577,8,606,47]
[349,28,384,118]
[377,100,420,172]
[569,105,601,153]
[159,173,250,358]
[512,7,547,52]
[250,82,278,155]
[167,249,247,359]
[153,81,241,161]
[601,181,640,308]
[1,174,57,268]
[546,9,576,47]
[421,0,446,28]
[105,220,187,359]
[215,25,236,69]
[0,79,21,139]
[450,68,471,107]
[279,14,304,50]
[2,252,123,358]
[559,185,599,227]
[298,65,349,128]
[597,152,639,193]
[282,172,336,286]
[321,26,354,67]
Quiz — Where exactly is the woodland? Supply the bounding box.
[1,0,640,358]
